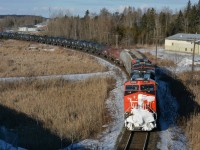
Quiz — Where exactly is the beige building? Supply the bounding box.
[165,33,200,54]
[18,25,38,32]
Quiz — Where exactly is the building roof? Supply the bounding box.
[19,25,36,28]
[166,33,200,41]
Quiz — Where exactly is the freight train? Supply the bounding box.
[0,32,122,65]
[120,50,157,131]
[0,32,157,131]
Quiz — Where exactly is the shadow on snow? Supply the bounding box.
[155,67,200,131]
[0,104,70,150]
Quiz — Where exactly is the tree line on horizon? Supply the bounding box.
[0,1,199,47]
[0,15,45,31]
[47,0,200,47]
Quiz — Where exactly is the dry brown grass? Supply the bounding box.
[0,77,115,144]
[183,114,200,149]
[177,71,200,149]
[0,39,107,77]
[0,39,114,148]
[178,71,200,105]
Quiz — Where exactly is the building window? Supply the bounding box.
[172,43,174,46]
[185,48,187,51]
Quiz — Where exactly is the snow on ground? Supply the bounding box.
[141,48,200,72]
[2,46,194,149]
[0,54,127,150]
[0,127,26,150]
[0,71,114,82]
[0,140,25,150]
[27,44,55,52]
[156,69,187,150]
[139,48,191,150]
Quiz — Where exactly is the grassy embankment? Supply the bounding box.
[177,71,200,149]
[0,40,115,149]
[0,39,107,77]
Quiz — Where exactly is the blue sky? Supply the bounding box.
[0,0,199,17]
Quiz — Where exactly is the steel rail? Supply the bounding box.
[142,132,150,150]
[123,132,133,150]
[118,131,150,150]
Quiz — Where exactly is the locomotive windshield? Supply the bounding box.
[144,73,150,79]
[141,84,154,91]
[126,85,139,91]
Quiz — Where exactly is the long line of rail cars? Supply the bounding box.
[120,50,157,131]
[0,32,122,64]
[0,32,157,131]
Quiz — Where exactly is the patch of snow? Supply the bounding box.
[43,48,55,51]
[28,46,36,49]
[0,127,26,150]
[0,140,26,150]
[157,127,187,150]
[156,68,187,149]
[65,139,100,150]
[125,93,156,131]
[139,48,200,72]
[0,71,114,82]
[178,57,200,67]
[125,108,155,131]
[27,44,56,52]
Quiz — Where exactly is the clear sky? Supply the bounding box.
[0,0,199,17]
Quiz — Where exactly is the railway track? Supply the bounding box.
[117,129,150,150]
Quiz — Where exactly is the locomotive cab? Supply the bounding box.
[124,79,157,131]
[124,79,156,113]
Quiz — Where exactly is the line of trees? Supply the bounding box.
[47,0,200,47]
[0,15,45,31]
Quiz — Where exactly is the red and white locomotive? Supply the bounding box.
[120,49,157,131]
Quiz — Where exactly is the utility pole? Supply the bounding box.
[192,39,196,73]
[192,39,200,73]
[152,36,164,65]
[155,38,158,64]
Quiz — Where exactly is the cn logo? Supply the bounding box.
[128,94,155,106]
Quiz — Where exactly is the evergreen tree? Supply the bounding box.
[174,10,184,33]
[189,5,198,33]
[185,0,192,17]
[84,10,90,18]
[197,0,200,32]
[46,0,200,46]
